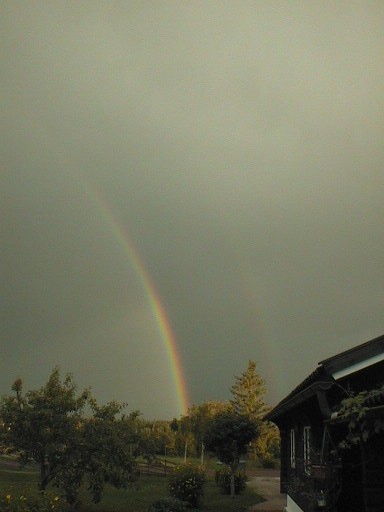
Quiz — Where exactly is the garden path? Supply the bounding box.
[247,468,286,512]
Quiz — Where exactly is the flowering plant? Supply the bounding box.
[169,464,206,507]
[215,466,247,495]
[0,490,68,512]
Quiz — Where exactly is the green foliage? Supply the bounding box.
[214,467,247,495]
[204,410,258,497]
[259,453,276,468]
[0,489,69,512]
[76,401,140,504]
[167,417,196,462]
[137,420,177,460]
[229,361,280,462]
[147,497,190,512]
[253,421,280,463]
[0,458,263,512]
[169,464,206,508]
[230,361,268,420]
[204,411,258,469]
[0,368,89,492]
[337,385,384,448]
[0,369,140,507]
[183,401,229,461]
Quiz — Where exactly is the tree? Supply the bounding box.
[186,401,229,465]
[136,418,177,472]
[0,368,140,505]
[230,360,268,420]
[254,421,280,466]
[230,360,279,463]
[0,368,89,492]
[170,415,195,462]
[204,410,258,497]
[71,400,140,504]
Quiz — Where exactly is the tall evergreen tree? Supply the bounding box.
[230,360,268,420]
[230,360,280,464]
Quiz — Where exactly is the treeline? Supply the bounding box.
[0,361,279,506]
[169,360,280,466]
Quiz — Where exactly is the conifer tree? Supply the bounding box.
[230,360,280,464]
[230,360,268,420]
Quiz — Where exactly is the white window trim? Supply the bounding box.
[303,426,311,475]
[290,428,296,468]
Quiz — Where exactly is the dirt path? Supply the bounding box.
[247,469,286,512]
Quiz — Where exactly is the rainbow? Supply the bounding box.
[9,107,190,417]
[83,182,190,416]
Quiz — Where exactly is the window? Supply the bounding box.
[290,428,296,468]
[303,426,311,475]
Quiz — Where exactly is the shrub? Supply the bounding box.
[147,497,190,512]
[215,466,247,495]
[260,453,276,469]
[0,489,69,512]
[169,464,206,508]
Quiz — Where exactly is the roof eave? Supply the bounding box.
[265,376,335,423]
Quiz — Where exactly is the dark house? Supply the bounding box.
[265,335,384,512]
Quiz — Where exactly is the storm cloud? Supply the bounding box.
[1,2,384,418]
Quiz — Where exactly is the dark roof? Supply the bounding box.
[265,334,384,423]
[265,367,333,422]
[320,333,384,375]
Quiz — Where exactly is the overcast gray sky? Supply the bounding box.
[1,1,384,418]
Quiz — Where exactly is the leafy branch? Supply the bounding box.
[337,384,384,447]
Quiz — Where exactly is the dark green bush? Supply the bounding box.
[169,464,206,507]
[215,466,247,495]
[147,497,190,512]
[0,489,70,512]
[260,453,276,468]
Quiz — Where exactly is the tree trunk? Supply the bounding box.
[230,461,239,498]
[184,439,188,464]
[230,468,235,498]
[39,456,48,492]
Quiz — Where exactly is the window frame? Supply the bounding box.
[303,425,311,475]
[290,428,296,468]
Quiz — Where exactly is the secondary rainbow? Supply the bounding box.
[84,183,190,416]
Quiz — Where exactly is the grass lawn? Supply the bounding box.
[0,458,264,512]
[79,477,263,512]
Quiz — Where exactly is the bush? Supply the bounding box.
[169,464,206,508]
[0,489,69,512]
[260,453,276,468]
[215,467,247,495]
[147,497,190,512]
